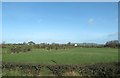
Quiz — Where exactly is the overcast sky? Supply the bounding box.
[2,2,118,44]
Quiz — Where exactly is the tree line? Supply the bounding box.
[2,40,120,48]
[2,40,120,54]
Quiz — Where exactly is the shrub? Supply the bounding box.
[10,45,31,54]
[2,62,120,77]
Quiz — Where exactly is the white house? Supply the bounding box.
[74,44,78,47]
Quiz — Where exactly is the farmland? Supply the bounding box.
[2,47,118,64]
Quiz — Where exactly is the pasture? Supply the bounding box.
[2,47,118,64]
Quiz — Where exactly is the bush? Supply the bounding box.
[2,62,120,77]
[10,45,31,54]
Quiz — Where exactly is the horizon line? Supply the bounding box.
[1,40,119,44]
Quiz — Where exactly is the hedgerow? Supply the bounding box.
[2,62,120,77]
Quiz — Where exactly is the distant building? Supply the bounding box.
[74,44,78,47]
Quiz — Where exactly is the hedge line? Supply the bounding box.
[2,62,120,77]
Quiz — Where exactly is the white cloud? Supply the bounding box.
[107,32,118,37]
[88,18,94,25]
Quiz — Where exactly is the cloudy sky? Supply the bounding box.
[2,2,118,44]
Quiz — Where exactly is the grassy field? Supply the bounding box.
[2,47,118,64]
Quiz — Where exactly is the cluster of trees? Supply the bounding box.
[104,40,120,48]
[33,43,75,50]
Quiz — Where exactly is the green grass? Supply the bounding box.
[2,47,118,64]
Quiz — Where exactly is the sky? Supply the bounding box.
[2,2,118,44]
